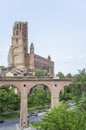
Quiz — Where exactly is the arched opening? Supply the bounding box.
[27,84,51,124]
[28,84,51,111]
[0,84,21,126]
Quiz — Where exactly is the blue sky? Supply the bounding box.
[0,0,86,75]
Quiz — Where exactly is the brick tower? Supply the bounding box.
[8,22,28,69]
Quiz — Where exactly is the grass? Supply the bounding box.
[28,104,50,113]
[0,111,19,120]
[0,104,50,120]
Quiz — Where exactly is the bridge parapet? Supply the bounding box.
[0,76,73,81]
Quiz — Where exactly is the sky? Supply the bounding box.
[0,0,86,75]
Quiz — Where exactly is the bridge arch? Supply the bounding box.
[27,83,51,111]
[27,83,51,95]
[0,82,22,94]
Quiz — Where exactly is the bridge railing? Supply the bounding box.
[0,76,72,81]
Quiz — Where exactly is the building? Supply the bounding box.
[5,21,54,77]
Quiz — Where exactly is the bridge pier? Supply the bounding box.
[20,94,28,127]
[51,96,59,108]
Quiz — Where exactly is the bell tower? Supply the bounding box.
[8,22,28,69]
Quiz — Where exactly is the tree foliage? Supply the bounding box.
[40,102,86,130]
[56,72,65,78]
[34,71,45,77]
[60,70,86,110]
[28,87,51,107]
[0,86,20,114]
[66,73,73,78]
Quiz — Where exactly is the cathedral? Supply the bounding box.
[0,21,54,77]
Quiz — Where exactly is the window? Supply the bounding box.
[16,31,19,35]
[20,23,21,30]
[17,24,18,29]
[16,39,18,44]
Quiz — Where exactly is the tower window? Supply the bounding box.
[13,32,15,36]
[20,23,21,30]
[17,24,18,29]
[16,39,18,44]
[16,31,19,35]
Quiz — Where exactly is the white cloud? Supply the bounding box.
[0,48,8,66]
[55,55,85,65]
[63,55,84,63]
[0,48,8,55]
[63,56,74,63]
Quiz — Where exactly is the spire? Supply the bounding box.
[48,55,51,60]
[30,43,34,53]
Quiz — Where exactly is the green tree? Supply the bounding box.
[40,102,86,130]
[0,86,20,114]
[28,87,51,107]
[34,71,45,77]
[56,72,65,78]
[66,73,73,78]
[60,70,86,110]
[77,92,86,110]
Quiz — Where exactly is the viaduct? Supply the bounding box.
[0,77,71,127]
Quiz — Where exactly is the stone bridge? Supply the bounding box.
[0,77,71,127]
